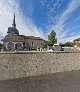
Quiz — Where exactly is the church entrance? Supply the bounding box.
[7,42,14,50]
[15,43,23,50]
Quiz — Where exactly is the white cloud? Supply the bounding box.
[59,33,80,43]
[53,0,80,43]
[40,0,48,6]
[40,0,63,25]
[0,0,45,42]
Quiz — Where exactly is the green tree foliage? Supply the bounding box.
[43,30,57,47]
[48,30,57,46]
[64,42,74,47]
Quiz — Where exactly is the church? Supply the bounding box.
[2,14,45,51]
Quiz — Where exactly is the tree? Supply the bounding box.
[48,30,57,46]
[64,42,74,47]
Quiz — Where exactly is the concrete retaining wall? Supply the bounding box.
[0,51,80,80]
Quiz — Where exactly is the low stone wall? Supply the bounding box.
[0,51,80,80]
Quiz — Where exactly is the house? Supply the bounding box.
[73,38,80,47]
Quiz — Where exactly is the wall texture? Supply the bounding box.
[0,51,80,80]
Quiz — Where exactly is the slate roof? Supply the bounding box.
[7,27,19,35]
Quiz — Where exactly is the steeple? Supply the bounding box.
[7,13,19,35]
[12,13,16,28]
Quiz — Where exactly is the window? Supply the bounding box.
[76,41,77,43]
[31,42,34,46]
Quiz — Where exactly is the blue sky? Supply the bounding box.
[0,0,80,43]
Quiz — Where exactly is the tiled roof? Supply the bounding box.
[74,38,80,41]
[2,35,45,42]
[19,35,45,40]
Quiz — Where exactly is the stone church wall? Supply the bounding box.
[0,51,80,80]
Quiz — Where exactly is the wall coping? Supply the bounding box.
[0,51,80,54]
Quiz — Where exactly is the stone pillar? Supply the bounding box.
[6,43,8,50]
[47,45,49,51]
[37,46,39,51]
[40,48,42,51]
[14,43,16,50]
[21,43,23,48]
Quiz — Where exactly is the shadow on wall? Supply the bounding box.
[0,70,80,92]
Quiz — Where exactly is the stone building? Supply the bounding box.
[2,14,45,51]
[73,38,80,47]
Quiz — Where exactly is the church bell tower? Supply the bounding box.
[12,13,16,28]
[7,14,19,35]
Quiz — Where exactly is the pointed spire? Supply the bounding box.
[12,13,16,28]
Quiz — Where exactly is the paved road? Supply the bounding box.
[0,70,80,92]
